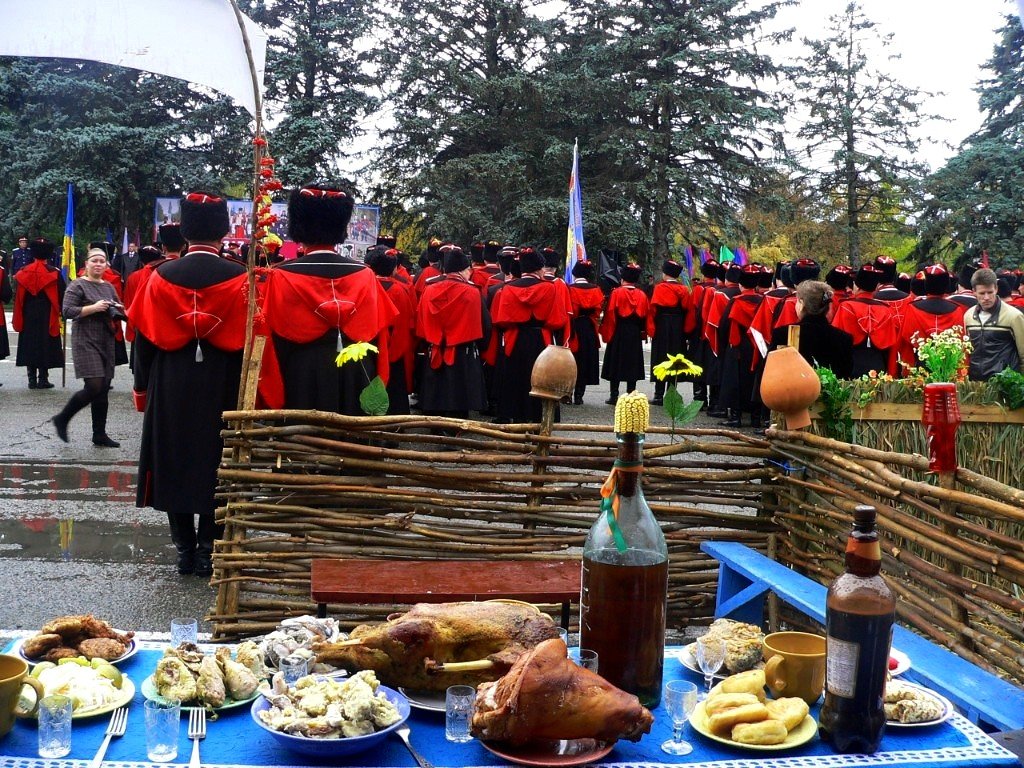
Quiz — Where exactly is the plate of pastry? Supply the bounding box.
[689,696,817,751]
[481,739,614,767]
[17,614,137,666]
[884,680,952,727]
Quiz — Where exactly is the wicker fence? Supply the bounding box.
[209,411,1024,686]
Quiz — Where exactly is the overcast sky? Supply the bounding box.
[772,0,1014,170]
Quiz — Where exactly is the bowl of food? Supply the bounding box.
[251,670,409,757]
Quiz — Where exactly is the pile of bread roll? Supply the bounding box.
[702,669,809,746]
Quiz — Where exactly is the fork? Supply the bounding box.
[88,707,127,768]
[188,707,206,768]
[395,724,433,768]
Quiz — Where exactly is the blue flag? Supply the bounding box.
[684,245,694,277]
[565,139,587,285]
[61,184,74,281]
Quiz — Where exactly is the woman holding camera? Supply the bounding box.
[52,248,124,447]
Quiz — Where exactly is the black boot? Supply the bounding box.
[572,384,585,405]
[195,515,224,577]
[652,381,665,407]
[90,399,119,447]
[28,368,38,389]
[693,383,707,402]
[605,383,619,406]
[36,371,54,389]
[720,409,741,427]
[167,513,198,575]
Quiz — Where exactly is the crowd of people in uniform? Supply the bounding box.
[5,184,1024,575]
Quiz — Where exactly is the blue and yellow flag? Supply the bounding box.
[565,139,587,285]
[61,183,74,281]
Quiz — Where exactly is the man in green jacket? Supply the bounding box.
[964,268,1024,380]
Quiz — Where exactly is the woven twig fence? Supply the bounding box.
[210,411,780,639]
[766,427,1024,685]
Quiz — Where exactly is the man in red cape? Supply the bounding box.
[831,264,900,377]
[128,192,248,577]
[491,247,570,422]
[13,238,64,388]
[367,246,416,414]
[600,262,649,404]
[688,259,719,410]
[567,259,603,405]
[416,245,490,417]
[646,258,691,406]
[717,264,765,427]
[260,184,396,415]
[896,264,967,370]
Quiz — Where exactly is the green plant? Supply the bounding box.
[335,341,390,416]
[815,366,853,442]
[651,353,704,440]
[991,368,1024,410]
[912,328,973,383]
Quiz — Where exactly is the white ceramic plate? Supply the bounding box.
[885,681,953,728]
[398,687,446,713]
[690,699,817,751]
[16,636,138,667]
[888,648,910,677]
[681,643,763,681]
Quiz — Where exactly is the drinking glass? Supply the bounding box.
[145,698,180,762]
[280,655,308,687]
[170,617,198,647]
[38,694,72,758]
[660,680,698,755]
[445,685,475,743]
[695,635,726,699]
[557,627,569,646]
[569,648,599,673]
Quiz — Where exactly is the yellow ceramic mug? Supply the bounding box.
[0,654,44,738]
[762,631,826,705]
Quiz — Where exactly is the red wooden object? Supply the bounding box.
[311,559,582,628]
[922,382,961,473]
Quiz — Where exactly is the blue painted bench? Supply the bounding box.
[701,540,1024,732]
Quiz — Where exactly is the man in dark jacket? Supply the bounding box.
[13,238,65,388]
[964,268,1024,381]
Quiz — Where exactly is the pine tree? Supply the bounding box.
[790,2,934,267]
[919,15,1024,268]
[243,0,381,187]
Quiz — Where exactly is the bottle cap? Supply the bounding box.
[853,505,876,525]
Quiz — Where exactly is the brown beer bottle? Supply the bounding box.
[818,505,896,753]
[580,393,668,708]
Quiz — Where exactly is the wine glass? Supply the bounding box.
[695,635,726,699]
[661,680,698,755]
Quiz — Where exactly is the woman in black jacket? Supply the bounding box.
[769,280,853,379]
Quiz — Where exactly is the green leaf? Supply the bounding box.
[663,386,685,421]
[359,376,390,416]
[675,399,703,426]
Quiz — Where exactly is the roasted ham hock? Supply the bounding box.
[312,601,560,692]
[472,638,654,745]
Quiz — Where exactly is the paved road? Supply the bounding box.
[0,317,719,641]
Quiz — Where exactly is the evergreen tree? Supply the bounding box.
[243,0,381,187]
[919,15,1024,268]
[560,0,788,263]
[790,2,935,267]
[0,58,250,245]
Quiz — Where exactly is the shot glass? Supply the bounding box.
[38,694,72,758]
[170,617,198,647]
[570,648,599,673]
[280,654,308,687]
[445,685,475,743]
[145,698,180,763]
[557,627,569,646]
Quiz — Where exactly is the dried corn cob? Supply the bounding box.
[614,391,650,434]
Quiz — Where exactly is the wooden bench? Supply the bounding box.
[311,558,582,629]
[701,540,1024,732]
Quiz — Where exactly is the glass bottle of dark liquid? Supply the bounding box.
[580,396,668,709]
[819,505,895,754]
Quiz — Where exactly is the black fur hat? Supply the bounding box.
[958,261,979,290]
[621,263,642,283]
[29,238,56,260]
[738,265,761,289]
[725,264,743,284]
[923,264,950,296]
[470,242,485,264]
[699,258,719,278]
[895,272,912,293]
[519,247,544,273]
[791,258,820,285]
[542,247,560,270]
[376,233,397,248]
[180,192,230,242]
[138,245,163,264]
[498,248,517,275]
[367,247,398,277]
[426,237,443,263]
[825,265,853,292]
[910,271,927,297]
[854,265,882,292]
[158,224,186,252]
[287,185,355,245]
[873,255,898,283]
[571,259,595,281]
[483,240,501,262]
[662,259,683,278]
[441,245,470,273]
[757,266,774,290]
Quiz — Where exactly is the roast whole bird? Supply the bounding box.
[312,602,560,691]
[472,638,654,745]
